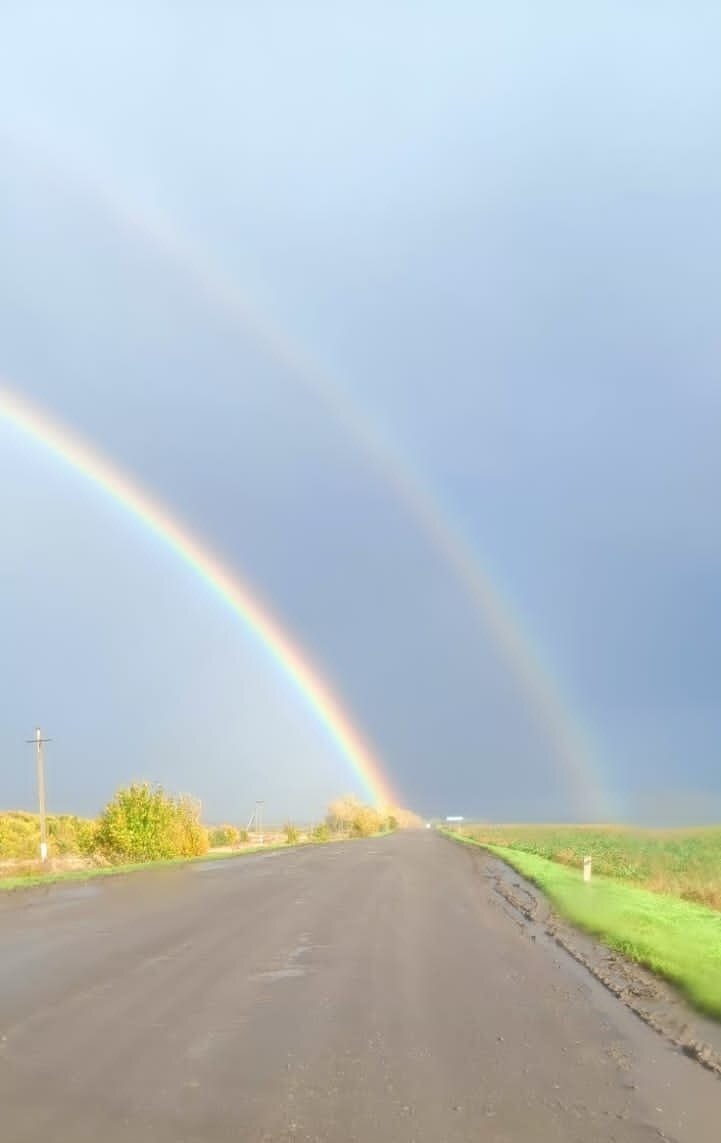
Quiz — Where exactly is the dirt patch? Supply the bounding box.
[467,843,721,1079]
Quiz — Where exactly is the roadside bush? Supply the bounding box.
[312,823,330,842]
[96,783,209,863]
[74,816,100,855]
[0,812,98,860]
[47,815,99,856]
[0,812,40,860]
[238,828,249,844]
[351,806,384,838]
[326,794,362,833]
[168,795,210,858]
[284,822,299,845]
[208,825,240,848]
[325,797,420,837]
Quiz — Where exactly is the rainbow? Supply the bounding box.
[0,383,397,809]
[82,172,608,816]
[4,131,610,817]
[81,226,606,817]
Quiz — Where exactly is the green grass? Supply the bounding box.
[456,823,721,910]
[446,831,721,1019]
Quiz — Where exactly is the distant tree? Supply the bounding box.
[388,807,423,830]
[325,796,422,838]
[351,805,384,837]
[326,794,362,833]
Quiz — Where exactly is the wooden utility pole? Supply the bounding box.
[26,728,51,862]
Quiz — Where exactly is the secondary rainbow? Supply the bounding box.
[73,159,608,817]
[0,383,397,809]
[5,131,610,817]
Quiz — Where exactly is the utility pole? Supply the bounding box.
[256,799,264,845]
[26,728,51,862]
[246,799,265,845]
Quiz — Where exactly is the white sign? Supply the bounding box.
[445,816,464,822]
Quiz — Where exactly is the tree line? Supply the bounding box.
[0,785,420,865]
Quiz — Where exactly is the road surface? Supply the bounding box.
[1,831,719,1141]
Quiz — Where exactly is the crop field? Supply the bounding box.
[458,824,721,911]
[448,824,721,1018]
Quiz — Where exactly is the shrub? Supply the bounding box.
[96,783,209,863]
[326,794,363,833]
[0,812,41,859]
[0,812,98,859]
[47,815,99,856]
[168,795,210,859]
[73,817,100,855]
[351,806,384,837]
[208,825,241,848]
[312,823,330,842]
[325,797,420,837]
[284,822,299,845]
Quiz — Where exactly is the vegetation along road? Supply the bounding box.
[1,830,720,1142]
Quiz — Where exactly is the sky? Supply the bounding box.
[1,2,719,824]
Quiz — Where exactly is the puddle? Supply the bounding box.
[474,846,721,1077]
[250,967,306,982]
[18,882,102,912]
[249,935,313,983]
[191,851,284,874]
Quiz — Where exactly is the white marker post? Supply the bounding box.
[583,855,592,882]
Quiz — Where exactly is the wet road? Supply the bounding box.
[1,831,719,1141]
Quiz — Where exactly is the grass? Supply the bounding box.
[446,830,721,1020]
[0,840,305,892]
[456,823,721,911]
[0,827,394,893]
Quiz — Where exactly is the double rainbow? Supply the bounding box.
[0,384,396,809]
[2,131,610,818]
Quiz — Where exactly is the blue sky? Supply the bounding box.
[1,2,719,823]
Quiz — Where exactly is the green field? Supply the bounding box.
[458,823,721,910]
[448,825,721,1019]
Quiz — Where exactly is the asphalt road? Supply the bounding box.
[1,831,719,1142]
